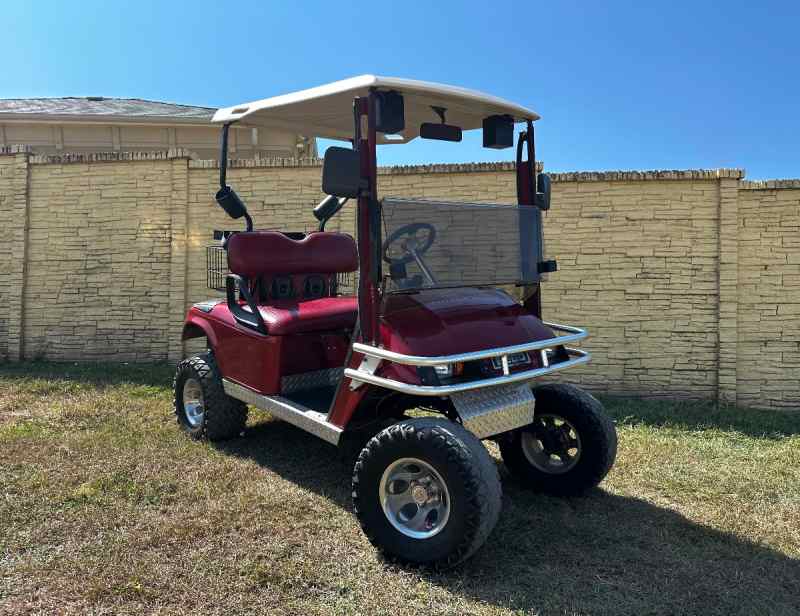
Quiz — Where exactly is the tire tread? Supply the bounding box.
[353,417,501,568]
[173,351,247,441]
[500,383,617,495]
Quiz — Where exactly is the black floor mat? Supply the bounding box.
[282,386,337,414]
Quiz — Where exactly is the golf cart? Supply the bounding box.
[175,75,617,567]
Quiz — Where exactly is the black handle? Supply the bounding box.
[226,274,267,334]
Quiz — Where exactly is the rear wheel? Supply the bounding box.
[352,417,501,568]
[173,352,247,441]
[499,383,617,496]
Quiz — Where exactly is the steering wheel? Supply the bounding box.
[382,222,437,264]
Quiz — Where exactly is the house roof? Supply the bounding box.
[0,97,215,123]
[212,75,540,143]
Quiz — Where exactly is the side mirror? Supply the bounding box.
[313,195,346,222]
[322,147,363,198]
[313,195,348,230]
[215,123,252,230]
[420,123,462,142]
[215,185,248,219]
[535,173,551,211]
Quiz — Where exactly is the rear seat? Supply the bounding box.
[226,231,359,335]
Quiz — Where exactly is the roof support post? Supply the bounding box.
[354,95,380,345]
[516,121,543,317]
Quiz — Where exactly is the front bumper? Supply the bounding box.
[344,321,590,397]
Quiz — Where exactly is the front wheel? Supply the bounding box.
[499,383,617,496]
[173,352,248,441]
[352,418,502,568]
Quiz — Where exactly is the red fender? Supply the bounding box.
[182,314,219,350]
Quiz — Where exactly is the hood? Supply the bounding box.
[379,288,553,357]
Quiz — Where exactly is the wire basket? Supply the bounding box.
[333,271,356,296]
[206,245,228,292]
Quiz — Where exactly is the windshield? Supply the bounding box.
[381,198,543,293]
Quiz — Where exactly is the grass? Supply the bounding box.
[1,361,799,615]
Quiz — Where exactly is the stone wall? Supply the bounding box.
[23,153,180,360]
[0,146,31,361]
[0,148,797,410]
[736,181,800,409]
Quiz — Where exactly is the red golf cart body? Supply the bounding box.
[181,75,589,446]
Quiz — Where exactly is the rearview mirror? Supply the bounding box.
[535,173,551,211]
[322,147,363,198]
[420,123,462,142]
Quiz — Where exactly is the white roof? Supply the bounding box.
[212,75,539,143]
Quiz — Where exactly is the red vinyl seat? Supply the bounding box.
[257,297,358,335]
[225,231,359,335]
[227,231,358,277]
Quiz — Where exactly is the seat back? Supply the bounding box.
[224,231,358,334]
[227,231,358,278]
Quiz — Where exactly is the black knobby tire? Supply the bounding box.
[499,383,617,496]
[352,417,502,568]
[173,352,248,441]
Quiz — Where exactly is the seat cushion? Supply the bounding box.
[257,297,358,335]
[227,231,358,277]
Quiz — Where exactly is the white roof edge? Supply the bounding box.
[211,75,540,129]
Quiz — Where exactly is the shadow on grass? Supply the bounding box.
[601,395,800,439]
[217,419,800,616]
[0,361,174,389]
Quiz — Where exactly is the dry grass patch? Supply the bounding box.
[1,362,799,615]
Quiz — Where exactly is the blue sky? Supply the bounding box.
[4,1,799,179]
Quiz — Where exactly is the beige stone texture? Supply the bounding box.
[736,186,800,409]
[22,154,178,360]
[0,148,797,410]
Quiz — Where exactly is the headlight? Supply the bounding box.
[433,364,453,378]
[432,363,463,378]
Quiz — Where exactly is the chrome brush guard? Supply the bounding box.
[345,322,589,396]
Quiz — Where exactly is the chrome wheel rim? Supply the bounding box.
[379,457,450,539]
[521,414,582,474]
[182,378,205,428]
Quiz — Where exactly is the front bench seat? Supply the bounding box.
[226,230,359,335]
[257,297,357,335]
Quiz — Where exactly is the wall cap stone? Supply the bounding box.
[28,148,193,165]
[0,145,752,185]
[740,179,800,190]
[378,165,744,181]
[188,157,322,169]
[190,156,745,182]
[377,161,546,174]
[0,145,33,155]
[546,168,744,182]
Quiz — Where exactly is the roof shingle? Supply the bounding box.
[0,97,214,120]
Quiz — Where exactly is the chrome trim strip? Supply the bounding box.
[344,348,590,396]
[222,379,342,445]
[351,322,587,366]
